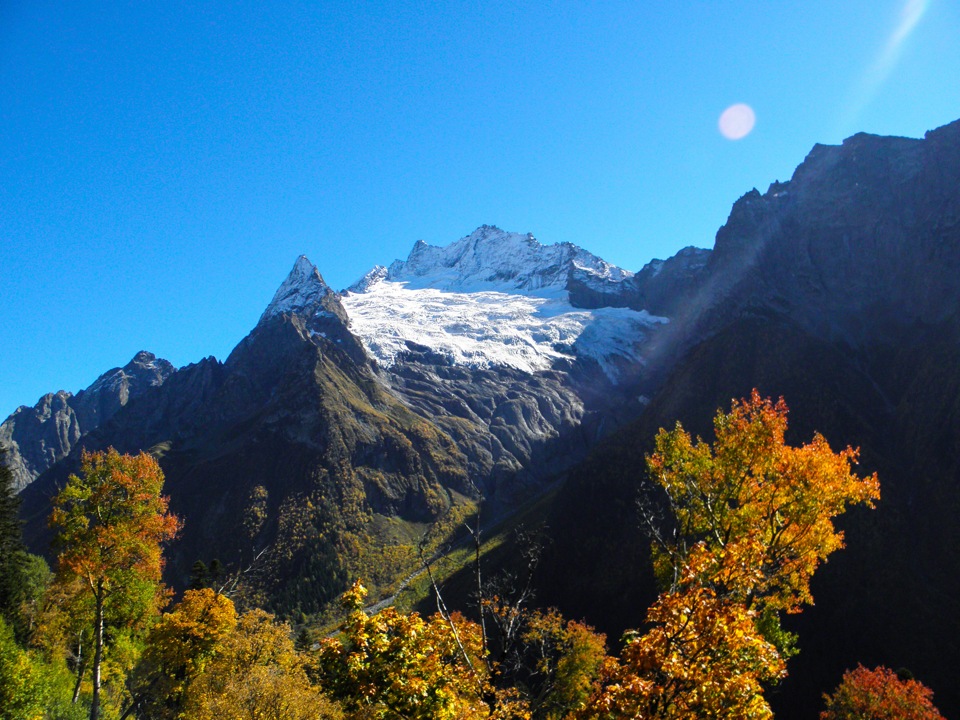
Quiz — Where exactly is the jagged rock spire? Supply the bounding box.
[259,255,342,324]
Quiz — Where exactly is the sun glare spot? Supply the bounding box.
[718,103,756,140]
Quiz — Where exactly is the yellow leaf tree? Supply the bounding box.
[183,607,342,720]
[316,580,501,720]
[584,391,880,719]
[128,588,237,718]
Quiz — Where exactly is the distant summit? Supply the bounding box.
[378,225,632,297]
[341,225,666,379]
[0,351,174,491]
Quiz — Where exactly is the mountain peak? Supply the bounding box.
[378,226,630,296]
[124,350,171,374]
[259,255,335,324]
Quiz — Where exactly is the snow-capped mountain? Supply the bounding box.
[341,225,667,380]
[382,225,632,295]
[260,254,335,322]
[12,119,960,719]
[5,227,695,497]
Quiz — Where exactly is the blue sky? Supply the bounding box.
[2,0,958,415]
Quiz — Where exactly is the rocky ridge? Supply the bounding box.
[536,118,960,720]
[0,351,174,491]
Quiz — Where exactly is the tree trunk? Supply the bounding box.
[71,634,85,704]
[90,584,104,720]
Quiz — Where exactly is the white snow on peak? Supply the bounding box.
[260,255,333,323]
[341,280,666,382]
[384,225,632,297]
[341,227,664,382]
[348,265,388,293]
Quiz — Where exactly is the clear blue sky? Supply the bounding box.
[2,0,958,415]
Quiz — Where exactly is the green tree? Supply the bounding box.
[0,615,47,720]
[49,448,181,720]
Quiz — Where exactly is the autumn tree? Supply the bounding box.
[127,588,237,719]
[183,607,342,720]
[49,448,180,720]
[584,391,880,718]
[821,665,946,720]
[316,580,493,720]
[512,609,607,719]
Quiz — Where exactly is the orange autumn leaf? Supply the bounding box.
[821,665,946,720]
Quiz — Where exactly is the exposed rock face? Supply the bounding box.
[0,351,174,491]
[568,246,711,314]
[699,120,960,347]
[0,392,80,492]
[381,357,589,506]
[72,351,176,429]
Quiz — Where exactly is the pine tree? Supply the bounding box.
[0,446,29,630]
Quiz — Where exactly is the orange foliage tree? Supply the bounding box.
[584,391,880,719]
[821,665,945,720]
[49,449,180,720]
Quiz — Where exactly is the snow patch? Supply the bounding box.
[348,265,388,293]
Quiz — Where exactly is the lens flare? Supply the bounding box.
[718,103,756,140]
[839,0,929,131]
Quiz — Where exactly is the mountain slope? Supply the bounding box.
[8,117,960,719]
[537,119,960,720]
[19,262,474,612]
[338,226,687,507]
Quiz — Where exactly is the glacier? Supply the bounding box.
[340,226,667,382]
